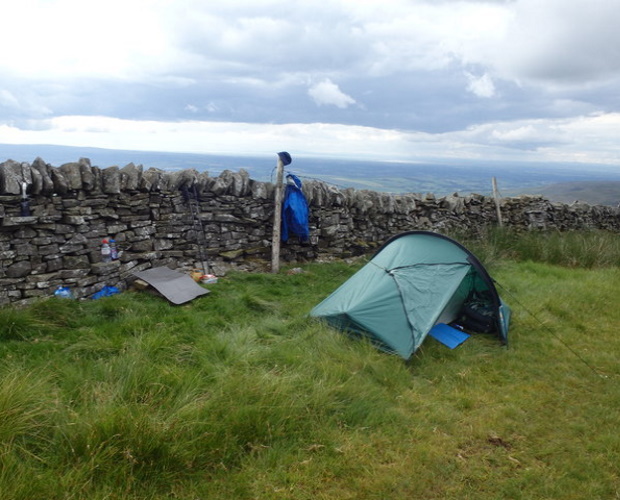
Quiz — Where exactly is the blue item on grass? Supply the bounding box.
[92,286,120,300]
[429,323,470,349]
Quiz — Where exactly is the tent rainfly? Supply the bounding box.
[310,231,511,360]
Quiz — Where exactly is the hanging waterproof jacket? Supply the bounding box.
[281,174,309,242]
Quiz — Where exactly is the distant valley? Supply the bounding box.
[2,143,620,206]
[518,181,620,207]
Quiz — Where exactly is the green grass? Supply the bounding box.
[454,227,620,270]
[1,230,620,498]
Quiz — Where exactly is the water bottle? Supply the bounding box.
[20,181,31,216]
[101,239,112,262]
[109,239,118,260]
[54,286,72,299]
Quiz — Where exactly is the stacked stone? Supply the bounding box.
[1,156,620,306]
[0,159,267,305]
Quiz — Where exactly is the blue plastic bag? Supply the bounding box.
[92,286,120,300]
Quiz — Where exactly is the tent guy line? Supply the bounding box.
[493,281,606,379]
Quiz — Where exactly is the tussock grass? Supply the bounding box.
[0,230,619,498]
[456,227,620,269]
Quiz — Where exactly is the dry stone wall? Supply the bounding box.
[1,157,619,306]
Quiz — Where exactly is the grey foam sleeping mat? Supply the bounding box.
[132,266,210,304]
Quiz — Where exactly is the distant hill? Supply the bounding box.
[509,181,620,207]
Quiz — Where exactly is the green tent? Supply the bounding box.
[310,231,511,359]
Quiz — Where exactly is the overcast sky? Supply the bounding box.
[1,0,620,166]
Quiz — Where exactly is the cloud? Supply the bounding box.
[0,0,174,80]
[2,112,620,166]
[0,0,620,168]
[465,72,496,98]
[0,90,20,109]
[308,79,356,108]
[453,0,620,88]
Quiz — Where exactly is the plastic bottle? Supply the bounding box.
[54,286,72,299]
[109,239,118,260]
[101,239,112,262]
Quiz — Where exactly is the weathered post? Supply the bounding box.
[492,177,503,227]
[271,152,292,273]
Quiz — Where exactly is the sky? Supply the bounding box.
[1,0,620,167]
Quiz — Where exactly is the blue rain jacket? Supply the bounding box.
[281,174,309,242]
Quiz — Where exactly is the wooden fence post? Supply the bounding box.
[492,177,503,227]
[271,152,291,273]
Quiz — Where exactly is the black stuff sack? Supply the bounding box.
[457,294,496,333]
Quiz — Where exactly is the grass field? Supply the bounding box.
[1,229,619,499]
